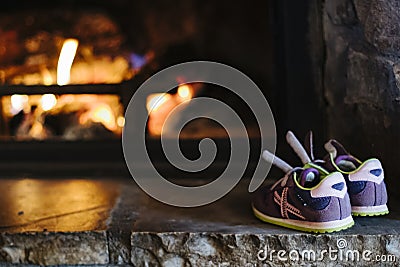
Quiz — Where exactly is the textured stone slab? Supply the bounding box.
[325,0,357,25]
[0,265,128,267]
[0,232,108,265]
[130,232,400,267]
[354,0,400,55]
[346,49,399,110]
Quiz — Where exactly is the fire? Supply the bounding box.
[146,93,172,113]
[147,83,194,136]
[29,122,44,139]
[92,105,115,129]
[177,84,192,100]
[41,94,57,111]
[79,103,117,131]
[41,67,54,85]
[10,94,29,114]
[57,38,79,86]
[117,116,125,127]
[3,93,124,140]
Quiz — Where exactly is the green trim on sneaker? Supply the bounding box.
[351,204,389,216]
[352,210,389,216]
[252,205,354,234]
[304,162,330,176]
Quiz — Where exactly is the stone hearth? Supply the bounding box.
[0,177,398,266]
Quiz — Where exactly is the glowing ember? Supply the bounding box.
[41,94,57,111]
[57,38,79,86]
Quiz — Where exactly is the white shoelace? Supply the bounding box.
[270,167,302,190]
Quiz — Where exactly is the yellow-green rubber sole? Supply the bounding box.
[351,204,389,217]
[352,210,389,216]
[252,205,354,233]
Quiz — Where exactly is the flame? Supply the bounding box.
[59,94,75,104]
[117,116,125,127]
[41,94,57,111]
[29,122,44,139]
[10,94,29,114]
[92,105,114,129]
[146,93,172,113]
[41,67,54,85]
[57,39,79,86]
[146,84,194,136]
[80,103,116,131]
[177,84,193,100]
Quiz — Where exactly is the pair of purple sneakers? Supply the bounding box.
[252,131,388,233]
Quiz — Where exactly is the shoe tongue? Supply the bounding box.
[299,168,320,188]
[325,139,349,157]
[335,155,359,171]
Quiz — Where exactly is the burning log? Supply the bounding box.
[0,9,137,85]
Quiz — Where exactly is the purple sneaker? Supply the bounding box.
[287,130,389,217]
[322,139,389,216]
[252,150,354,233]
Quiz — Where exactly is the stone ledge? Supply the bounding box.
[0,232,108,265]
[0,178,398,266]
[130,231,400,266]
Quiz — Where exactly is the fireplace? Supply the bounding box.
[0,0,294,176]
[1,0,358,181]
